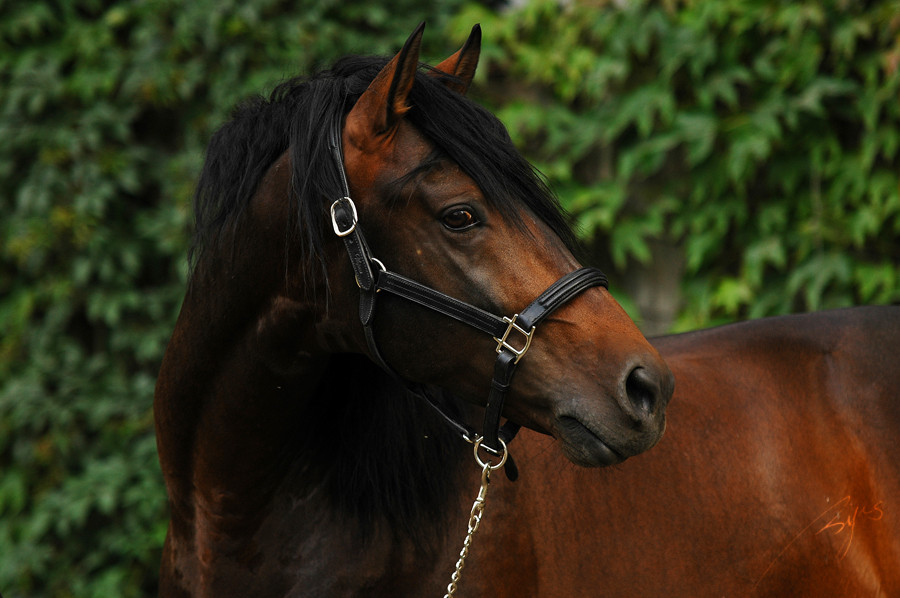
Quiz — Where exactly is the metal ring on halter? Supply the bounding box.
[473,437,508,471]
[355,257,387,290]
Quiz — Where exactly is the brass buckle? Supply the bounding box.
[493,314,535,363]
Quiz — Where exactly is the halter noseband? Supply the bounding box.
[327,118,608,474]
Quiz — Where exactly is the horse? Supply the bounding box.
[154,24,900,596]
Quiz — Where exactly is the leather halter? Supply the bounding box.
[327,118,608,474]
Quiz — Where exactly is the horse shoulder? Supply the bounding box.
[645,306,900,594]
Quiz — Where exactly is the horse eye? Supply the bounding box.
[441,207,479,230]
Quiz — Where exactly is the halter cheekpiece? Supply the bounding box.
[327,116,608,477]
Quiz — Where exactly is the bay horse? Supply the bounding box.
[154,24,900,596]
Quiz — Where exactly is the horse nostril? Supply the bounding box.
[625,366,659,416]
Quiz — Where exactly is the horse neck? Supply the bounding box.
[155,210,470,550]
[153,215,313,524]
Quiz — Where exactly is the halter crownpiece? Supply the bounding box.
[327,117,608,472]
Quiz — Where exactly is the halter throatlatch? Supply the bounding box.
[327,118,608,477]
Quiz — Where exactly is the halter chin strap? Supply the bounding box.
[327,119,608,478]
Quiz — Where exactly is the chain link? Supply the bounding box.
[443,438,507,598]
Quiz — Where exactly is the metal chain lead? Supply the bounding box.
[444,438,507,598]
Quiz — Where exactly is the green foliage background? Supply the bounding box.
[454,0,900,328]
[1,0,897,595]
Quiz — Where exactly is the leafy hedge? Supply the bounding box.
[452,0,900,328]
[1,0,898,596]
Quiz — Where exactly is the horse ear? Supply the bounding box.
[432,24,481,95]
[345,22,425,145]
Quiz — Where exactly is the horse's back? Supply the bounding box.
[474,307,900,597]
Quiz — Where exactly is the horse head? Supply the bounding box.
[319,24,674,466]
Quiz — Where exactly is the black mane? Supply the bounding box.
[190,54,576,274]
[295,355,472,548]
